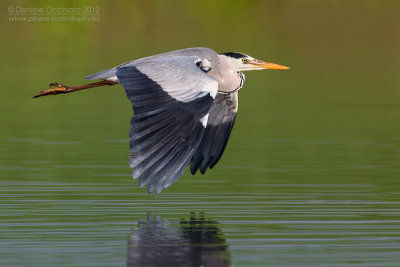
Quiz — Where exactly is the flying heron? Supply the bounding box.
[34,47,289,194]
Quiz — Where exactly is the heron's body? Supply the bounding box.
[34,47,289,194]
[86,48,244,93]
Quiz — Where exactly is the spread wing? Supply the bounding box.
[117,56,218,194]
[190,92,238,174]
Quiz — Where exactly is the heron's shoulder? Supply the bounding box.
[175,47,218,56]
[141,47,218,63]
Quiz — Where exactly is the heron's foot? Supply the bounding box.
[33,83,69,98]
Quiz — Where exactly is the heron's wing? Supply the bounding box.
[190,92,238,174]
[85,47,218,81]
[117,56,218,194]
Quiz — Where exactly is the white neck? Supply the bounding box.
[217,54,242,72]
[206,55,244,93]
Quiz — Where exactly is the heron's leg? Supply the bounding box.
[33,80,118,98]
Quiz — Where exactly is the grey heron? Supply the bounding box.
[34,47,289,194]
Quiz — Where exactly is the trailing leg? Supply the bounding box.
[33,80,118,98]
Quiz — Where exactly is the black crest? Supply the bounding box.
[221,52,248,59]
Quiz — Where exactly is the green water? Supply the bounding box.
[1,0,400,266]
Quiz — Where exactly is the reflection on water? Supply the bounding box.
[128,213,232,267]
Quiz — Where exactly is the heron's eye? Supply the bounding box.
[242,58,248,63]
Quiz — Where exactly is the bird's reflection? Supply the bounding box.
[127,213,232,267]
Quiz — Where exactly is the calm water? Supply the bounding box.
[1,0,400,266]
[1,139,400,266]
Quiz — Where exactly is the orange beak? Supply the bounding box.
[252,60,290,70]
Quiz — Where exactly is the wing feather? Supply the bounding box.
[190,92,238,174]
[117,56,218,193]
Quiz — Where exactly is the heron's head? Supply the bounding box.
[220,52,289,72]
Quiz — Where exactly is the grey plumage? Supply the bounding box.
[83,47,288,193]
[85,47,219,81]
